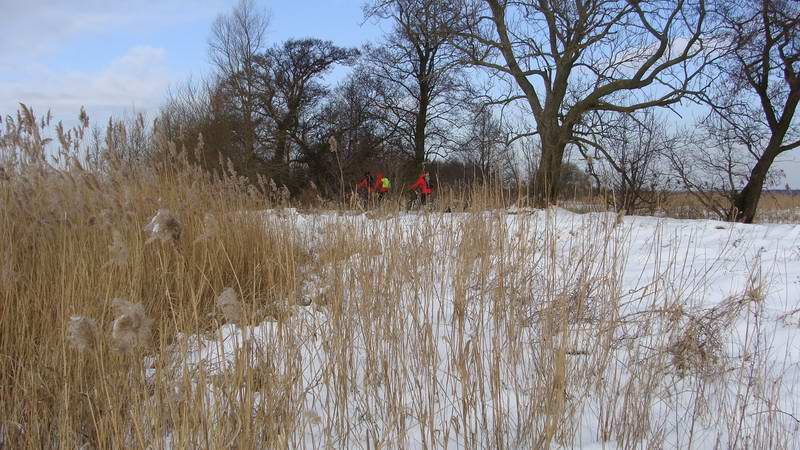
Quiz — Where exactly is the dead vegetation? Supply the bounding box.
[0,106,798,448]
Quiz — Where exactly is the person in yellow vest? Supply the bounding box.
[374,172,391,200]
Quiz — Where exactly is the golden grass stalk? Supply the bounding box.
[104,229,129,267]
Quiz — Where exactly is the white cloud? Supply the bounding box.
[0,0,229,126]
[0,0,225,62]
[0,46,171,125]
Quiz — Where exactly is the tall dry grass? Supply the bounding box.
[1,106,797,448]
[1,106,308,448]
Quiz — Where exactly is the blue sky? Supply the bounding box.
[0,0,384,126]
[2,0,799,187]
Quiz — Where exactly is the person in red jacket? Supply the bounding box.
[374,172,390,200]
[355,171,374,204]
[409,170,433,205]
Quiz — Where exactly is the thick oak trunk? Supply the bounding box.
[414,82,430,171]
[273,124,289,164]
[532,132,567,207]
[732,148,779,223]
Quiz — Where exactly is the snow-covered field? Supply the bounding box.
[147,208,800,449]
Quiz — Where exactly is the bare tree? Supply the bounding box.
[208,0,270,164]
[254,39,359,166]
[695,0,800,223]
[578,110,671,212]
[667,115,787,220]
[321,68,400,162]
[364,0,470,170]
[458,104,514,182]
[159,78,246,171]
[456,0,718,206]
[307,68,399,197]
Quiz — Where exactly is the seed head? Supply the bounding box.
[328,135,338,153]
[217,288,243,324]
[280,185,290,204]
[110,298,153,352]
[144,209,182,243]
[67,316,98,352]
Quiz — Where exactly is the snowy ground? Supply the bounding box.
[147,208,800,449]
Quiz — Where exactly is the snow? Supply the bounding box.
[146,208,800,448]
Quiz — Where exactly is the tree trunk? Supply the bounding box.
[242,104,256,165]
[732,148,779,223]
[273,123,289,164]
[414,84,429,171]
[532,132,567,207]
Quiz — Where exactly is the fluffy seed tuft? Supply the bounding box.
[217,288,243,324]
[67,316,98,352]
[327,135,337,153]
[144,209,182,243]
[110,298,153,352]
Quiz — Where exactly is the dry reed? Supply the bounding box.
[0,105,797,449]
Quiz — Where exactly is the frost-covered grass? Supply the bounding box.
[2,111,800,449]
